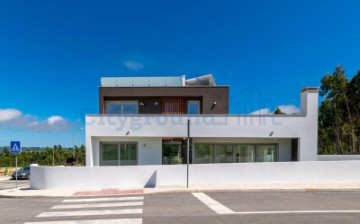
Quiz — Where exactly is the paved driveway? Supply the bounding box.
[0,178,30,190]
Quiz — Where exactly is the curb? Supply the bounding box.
[304,188,360,192]
[0,194,53,199]
[3,187,360,198]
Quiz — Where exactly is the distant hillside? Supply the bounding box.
[0,146,44,152]
[0,146,75,153]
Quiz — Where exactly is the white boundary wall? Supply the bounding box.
[31,161,360,189]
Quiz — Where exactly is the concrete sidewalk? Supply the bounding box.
[2,181,360,198]
[0,176,11,181]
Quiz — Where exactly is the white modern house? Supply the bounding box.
[85,75,319,167]
[31,75,360,190]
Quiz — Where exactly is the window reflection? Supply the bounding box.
[194,144,277,164]
[188,101,200,114]
[100,143,137,166]
[194,144,213,164]
[105,101,138,114]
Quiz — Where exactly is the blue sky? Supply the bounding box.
[0,0,359,147]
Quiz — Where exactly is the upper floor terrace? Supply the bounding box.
[99,74,229,115]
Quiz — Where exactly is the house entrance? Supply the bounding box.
[162,141,184,164]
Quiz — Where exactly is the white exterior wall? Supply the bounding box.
[31,161,360,189]
[85,89,318,166]
[299,90,318,160]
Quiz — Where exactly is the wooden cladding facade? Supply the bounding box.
[161,97,185,114]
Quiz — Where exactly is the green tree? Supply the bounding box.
[319,66,360,154]
[0,145,86,168]
[348,70,360,151]
[274,107,285,115]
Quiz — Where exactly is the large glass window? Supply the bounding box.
[100,142,137,166]
[105,101,138,114]
[194,144,213,164]
[188,101,200,114]
[234,145,255,163]
[100,143,119,166]
[120,144,137,165]
[214,145,233,163]
[255,145,277,162]
[194,144,277,164]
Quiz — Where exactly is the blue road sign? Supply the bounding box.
[10,141,21,154]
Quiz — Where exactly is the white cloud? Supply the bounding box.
[249,105,300,115]
[47,116,65,125]
[250,108,272,115]
[0,109,70,132]
[31,115,69,131]
[277,105,300,115]
[0,109,22,122]
[123,60,144,71]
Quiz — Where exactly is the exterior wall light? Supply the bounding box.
[139,102,145,106]
[126,131,130,135]
[269,131,274,137]
[211,101,217,110]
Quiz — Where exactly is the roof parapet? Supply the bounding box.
[301,87,319,93]
[100,74,217,87]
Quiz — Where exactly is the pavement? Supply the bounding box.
[2,175,360,198]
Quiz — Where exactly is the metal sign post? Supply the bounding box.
[15,155,18,189]
[10,141,21,190]
[187,119,190,188]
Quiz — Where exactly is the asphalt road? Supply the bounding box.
[144,191,360,224]
[2,191,360,224]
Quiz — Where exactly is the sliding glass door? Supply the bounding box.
[100,142,137,166]
[194,144,214,164]
[194,144,277,164]
[234,145,255,163]
[214,145,233,163]
[255,145,277,162]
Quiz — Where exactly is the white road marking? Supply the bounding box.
[52,201,143,209]
[192,193,234,214]
[24,218,142,224]
[193,192,360,215]
[37,208,143,217]
[232,210,360,215]
[62,196,144,203]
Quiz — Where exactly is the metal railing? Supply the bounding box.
[101,76,183,87]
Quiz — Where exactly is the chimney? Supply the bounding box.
[181,75,186,86]
[300,87,319,116]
